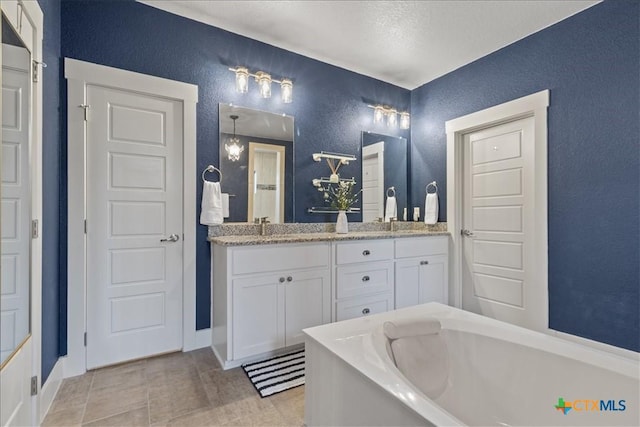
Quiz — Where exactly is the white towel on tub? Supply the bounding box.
[200,181,224,225]
[424,193,438,225]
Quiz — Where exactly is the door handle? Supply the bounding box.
[160,233,180,243]
[461,229,474,237]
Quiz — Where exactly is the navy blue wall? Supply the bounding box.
[60,0,409,343]
[37,0,62,382]
[411,0,639,351]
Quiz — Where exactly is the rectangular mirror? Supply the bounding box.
[219,104,294,223]
[361,131,408,222]
[1,15,32,366]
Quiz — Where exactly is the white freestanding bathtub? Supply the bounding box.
[303,303,639,426]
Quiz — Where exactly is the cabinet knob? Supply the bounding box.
[286,276,293,282]
[362,275,370,282]
[279,277,285,283]
[362,250,371,256]
[420,260,429,265]
[362,308,370,315]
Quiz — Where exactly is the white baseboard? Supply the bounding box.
[193,328,212,349]
[40,357,65,423]
[547,329,639,361]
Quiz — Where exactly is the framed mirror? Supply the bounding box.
[361,131,408,222]
[219,104,294,223]
[1,15,32,366]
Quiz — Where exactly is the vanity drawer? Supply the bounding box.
[395,236,448,259]
[231,243,329,276]
[335,293,394,322]
[335,239,393,265]
[336,261,393,299]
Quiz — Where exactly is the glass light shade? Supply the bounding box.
[373,106,384,124]
[225,139,244,162]
[256,72,272,98]
[387,109,398,127]
[281,79,293,103]
[400,112,410,129]
[235,67,249,93]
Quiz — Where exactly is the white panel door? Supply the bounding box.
[86,85,183,369]
[0,43,32,427]
[1,44,30,364]
[462,117,538,329]
[362,142,384,222]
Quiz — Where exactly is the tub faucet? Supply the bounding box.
[258,217,270,236]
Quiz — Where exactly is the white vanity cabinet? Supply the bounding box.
[333,240,395,321]
[211,233,449,368]
[394,236,449,308]
[212,242,331,367]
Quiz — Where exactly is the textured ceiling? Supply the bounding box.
[140,1,598,89]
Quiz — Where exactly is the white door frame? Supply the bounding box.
[445,90,549,330]
[65,59,198,377]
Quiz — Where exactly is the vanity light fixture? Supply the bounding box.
[225,115,244,162]
[368,104,410,129]
[400,112,410,129]
[229,66,293,103]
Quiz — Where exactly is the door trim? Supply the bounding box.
[64,58,198,377]
[445,90,549,331]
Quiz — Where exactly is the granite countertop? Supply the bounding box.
[208,229,449,246]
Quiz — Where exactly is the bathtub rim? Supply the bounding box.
[303,303,639,426]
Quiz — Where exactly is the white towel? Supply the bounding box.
[200,181,224,225]
[384,196,398,222]
[424,193,438,225]
[221,193,230,218]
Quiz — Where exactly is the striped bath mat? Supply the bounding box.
[242,349,305,398]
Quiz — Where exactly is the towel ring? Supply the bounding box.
[202,165,222,183]
[386,186,396,197]
[426,181,438,194]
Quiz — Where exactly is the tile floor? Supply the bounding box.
[42,348,305,426]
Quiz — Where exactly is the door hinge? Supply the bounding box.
[30,376,38,396]
[84,332,87,346]
[79,104,90,121]
[31,219,39,239]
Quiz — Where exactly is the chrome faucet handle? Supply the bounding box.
[260,216,270,224]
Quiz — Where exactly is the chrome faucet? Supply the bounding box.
[389,217,398,232]
[257,217,270,236]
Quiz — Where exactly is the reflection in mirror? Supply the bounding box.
[361,132,407,222]
[219,104,294,223]
[1,16,31,365]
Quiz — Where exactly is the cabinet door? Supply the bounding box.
[232,274,285,359]
[395,260,420,309]
[395,255,448,308]
[284,269,331,346]
[419,255,448,305]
